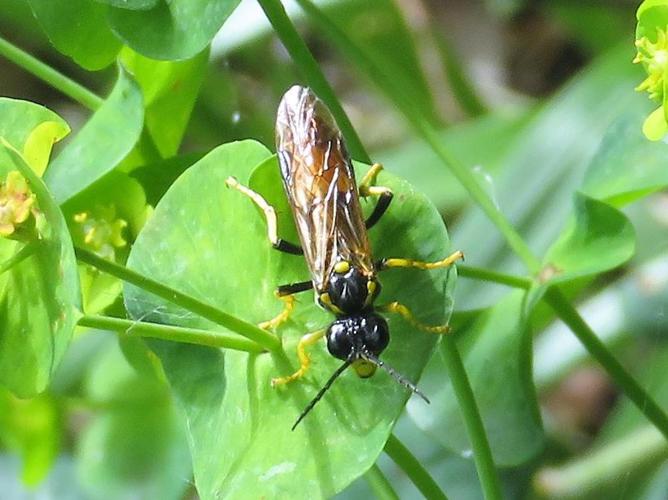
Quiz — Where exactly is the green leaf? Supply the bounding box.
[130,152,205,205]
[44,69,144,205]
[108,0,241,60]
[77,337,191,499]
[96,0,158,9]
[541,193,635,286]
[409,291,544,466]
[0,389,62,485]
[524,193,635,314]
[0,98,69,175]
[582,107,668,205]
[27,0,121,70]
[0,145,81,397]
[120,47,209,157]
[123,140,456,498]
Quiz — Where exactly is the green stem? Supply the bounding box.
[545,288,668,441]
[0,35,102,111]
[78,314,264,353]
[534,425,667,497]
[440,337,503,500]
[0,240,38,275]
[255,0,371,164]
[365,464,400,500]
[457,265,531,289]
[74,247,281,352]
[384,434,448,500]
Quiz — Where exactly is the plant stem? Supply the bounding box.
[440,337,503,500]
[365,464,400,500]
[0,241,38,275]
[457,264,531,289]
[384,434,448,500]
[255,0,371,164]
[78,314,264,353]
[534,425,667,497]
[0,35,102,111]
[545,288,668,441]
[74,247,281,352]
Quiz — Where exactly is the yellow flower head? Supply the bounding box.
[635,27,668,101]
[0,170,38,239]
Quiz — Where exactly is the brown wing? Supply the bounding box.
[276,85,373,291]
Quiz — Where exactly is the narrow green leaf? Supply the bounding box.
[108,0,241,60]
[27,0,121,70]
[123,140,456,498]
[97,0,158,9]
[0,98,69,175]
[44,69,144,205]
[0,145,81,397]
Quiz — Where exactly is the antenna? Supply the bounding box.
[361,351,430,404]
[292,356,353,431]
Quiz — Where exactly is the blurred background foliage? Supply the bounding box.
[1,0,667,498]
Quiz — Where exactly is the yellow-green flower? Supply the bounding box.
[0,170,38,239]
[72,205,127,261]
[635,27,668,101]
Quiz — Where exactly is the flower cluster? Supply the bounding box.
[0,170,38,240]
[73,205,128,261]
[635,28,668,102]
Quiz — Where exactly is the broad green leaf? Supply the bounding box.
[108,0,241,60]
[0,145,81,397]
[27,0,121,70]
[44,69,144,205]
[63,171,151,315]
[409,291,544,466]
[77,337,191,500]
[582,107,668,206]
[525,193,635,311]
[0,389,61,485]
[124,140,456,498]
[0,98,69,175]
[120,47,209,157]
[541,194,635,286]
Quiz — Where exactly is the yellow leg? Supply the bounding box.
[271,329,327,387]
[359,163,391,198]
[226,176,279,246]
[380,250,464,270]
[258,292,295,331]
[377,302,450,334]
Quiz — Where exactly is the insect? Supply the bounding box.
[226,85,462,429]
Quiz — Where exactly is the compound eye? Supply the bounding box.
[326,320,354,360]
[362,314,389,355]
